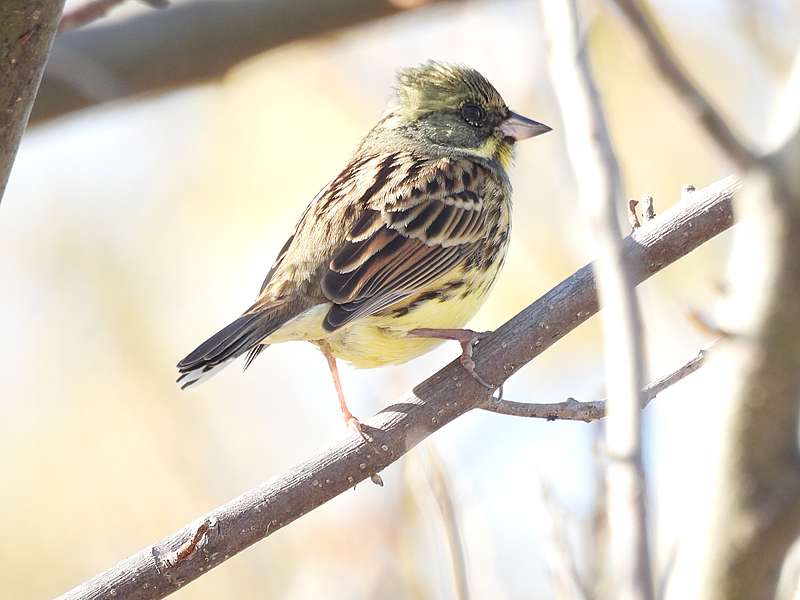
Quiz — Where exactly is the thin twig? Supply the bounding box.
[642,196,656,221]
[58,0,167,34]
[655,543,678,600]
[56,176,738,600]
[413,446,470,600]
[539,479,591,600]
[610,0,757,169]
[541,1,653,597]
[589,424,609,597]
[156,517,217,570]
[481,345,711,421]
[628,199,642,229]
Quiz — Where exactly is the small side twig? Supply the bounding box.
[481,344,712,421]
[686,309,733,339]
[156,517,217,571]
[628,199,642,229]
[642,195,656,221]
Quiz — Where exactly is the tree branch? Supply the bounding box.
[32,0,454,125]
[57,175,738,600]
[58,0,167,34]
[695,50,800,600]
[0,0,65,203]
[539,479,591,600]
[481,345,710,421]
[616,3,800,591]
[541,1,652,597]
[609,0,758,169]
[408,446,471,600]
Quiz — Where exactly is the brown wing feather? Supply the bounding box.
[321,159,491,331]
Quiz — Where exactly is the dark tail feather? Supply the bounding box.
[176,313,273,389]
[243,344,268,371]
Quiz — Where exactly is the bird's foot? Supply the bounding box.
[408,328,494,389]
[344,412,371,443]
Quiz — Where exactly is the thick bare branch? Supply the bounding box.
[541,1,652,597]
[57,175,738,600]
[481,345,710,421]
[32,0,454,125]
[609,0,757,168]
[0,0,65,203]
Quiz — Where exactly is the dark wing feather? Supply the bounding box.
[321,159,490,331]
[178,151,501,384]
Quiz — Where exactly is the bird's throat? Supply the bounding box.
[471,136,514,170]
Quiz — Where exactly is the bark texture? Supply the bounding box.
[0,0,65,202]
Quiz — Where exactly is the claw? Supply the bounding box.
[408,328,494,389]
[458,340,493,389]
[346,415,371,443]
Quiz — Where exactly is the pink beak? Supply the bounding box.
[496,111,551,142]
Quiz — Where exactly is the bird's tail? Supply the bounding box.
[176,312,276,389]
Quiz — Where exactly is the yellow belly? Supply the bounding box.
[263,265,501,368]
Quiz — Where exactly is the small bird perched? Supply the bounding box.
[177,62,550,432]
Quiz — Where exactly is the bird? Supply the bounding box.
[177,61,551,433]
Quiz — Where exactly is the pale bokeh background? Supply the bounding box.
[2,0,798,598]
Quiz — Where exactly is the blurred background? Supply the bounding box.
[2,0,799,597]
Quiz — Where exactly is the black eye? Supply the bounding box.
[460,103,485,127]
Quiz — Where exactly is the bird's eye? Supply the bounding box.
[460,103,486,127]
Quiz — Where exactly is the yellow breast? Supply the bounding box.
[319,262,502,368]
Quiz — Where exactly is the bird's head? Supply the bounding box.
[387,61,550,169]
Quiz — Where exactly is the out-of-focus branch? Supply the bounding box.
[410,446,470,600]
[482,345,710,421]
[609,0,757,169]
[55,175,736,600]
[612,3,800,593]
[695,51,800,600]
[32,0,454,125]
[540,1,652,598]
[539,480,591,600]
[58,0,167,34]
[589,424,609,597]
[0,0,65,204]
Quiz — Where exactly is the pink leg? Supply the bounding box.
[320,342,367,439]
[408,328,493,388]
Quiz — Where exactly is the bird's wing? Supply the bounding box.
[256,234,294,296]
[321,156,495,331]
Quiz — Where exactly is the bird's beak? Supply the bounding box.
[496,111,552,142]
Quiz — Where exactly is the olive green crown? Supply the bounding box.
[394,61,506,119]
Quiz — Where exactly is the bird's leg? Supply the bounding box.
[320,341,367,440]
[407,328,493,389]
